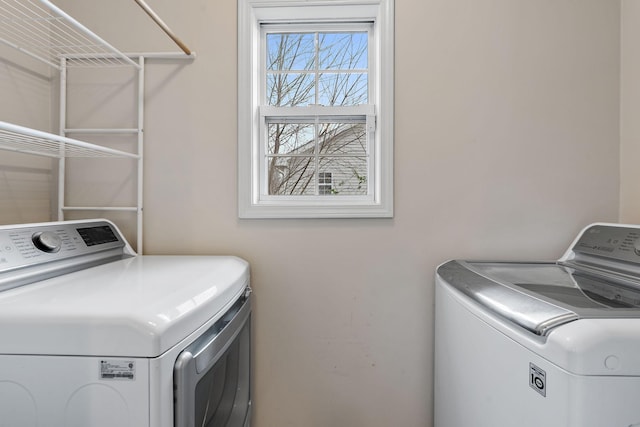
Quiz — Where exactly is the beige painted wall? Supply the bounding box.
[5,0,622,425]
[0,46,54,224]
[621,0,640,223]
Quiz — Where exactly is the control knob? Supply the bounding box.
[634,237,640,256]
[32,231,62,253]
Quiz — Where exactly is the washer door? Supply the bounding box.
[174,291,252,427]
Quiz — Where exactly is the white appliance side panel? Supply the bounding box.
[0,355,149,427]
[435,278,640,427]
[545,318,640,376]
[435,279,566,427]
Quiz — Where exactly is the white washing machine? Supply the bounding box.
[435,223,640,427]
[0,219,252,427]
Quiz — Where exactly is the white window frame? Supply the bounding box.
[238,0,394,218]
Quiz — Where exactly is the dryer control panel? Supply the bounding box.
[0,219,132,292]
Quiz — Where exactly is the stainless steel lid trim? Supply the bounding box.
[437,260,579,336]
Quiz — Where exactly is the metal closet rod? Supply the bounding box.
[133,0,192,56]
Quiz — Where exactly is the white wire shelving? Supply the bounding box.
[0,0,144,160]
[0,0,194,252]
[0,121,140,158]
[0,0,146,250]
[0,0,141,69]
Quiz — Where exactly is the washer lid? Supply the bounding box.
[438,261,579,335]
[0,255,249,357]
[439,260,640,335]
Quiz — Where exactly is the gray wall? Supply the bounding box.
[3,0,623,425]
[621,0,640,224]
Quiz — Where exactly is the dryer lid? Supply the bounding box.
[0,255,250,357]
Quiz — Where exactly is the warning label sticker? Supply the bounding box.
[100,360,135,380]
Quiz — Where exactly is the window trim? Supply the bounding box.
[238,0,394,218]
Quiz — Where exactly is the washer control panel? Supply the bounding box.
[0,220,126,274]
[571,224,640,264]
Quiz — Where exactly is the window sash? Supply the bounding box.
[262,23,373,108]
[260,107,375,198]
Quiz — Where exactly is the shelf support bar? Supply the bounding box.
[58,57,67,221]
[137,56,145,254]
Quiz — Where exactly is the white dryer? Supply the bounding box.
[435,223,640,427]
[0,219,252,427]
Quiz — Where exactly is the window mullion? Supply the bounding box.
[314,117,320,196]
[314,31,320,106]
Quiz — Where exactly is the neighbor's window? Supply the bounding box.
[318,172,334,195]
[238,0,394,218]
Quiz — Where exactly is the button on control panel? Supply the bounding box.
[634,238,640,256]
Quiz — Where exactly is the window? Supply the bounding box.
[238,0,394,218]
[318,172,333,195]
